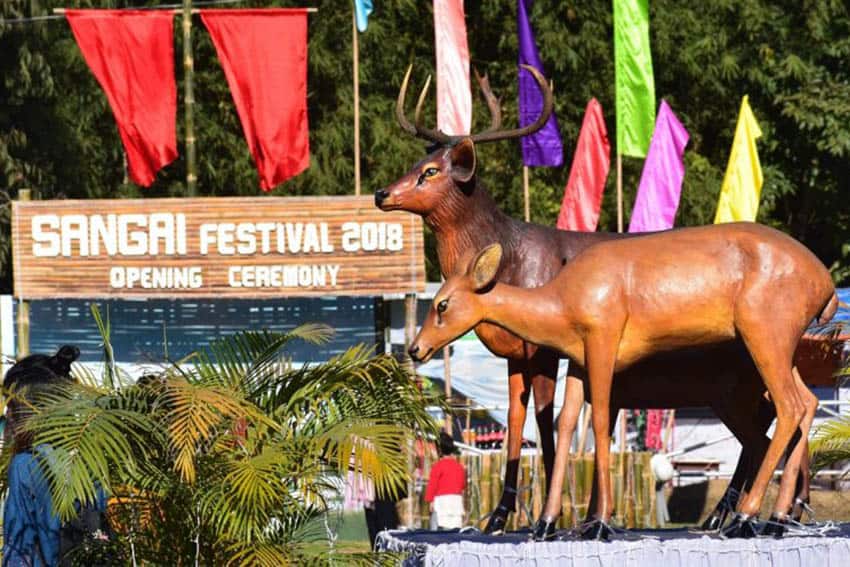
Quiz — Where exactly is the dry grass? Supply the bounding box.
[667,479,850,525]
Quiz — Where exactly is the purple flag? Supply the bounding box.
[628,100,689,233]
[518,0,563,167]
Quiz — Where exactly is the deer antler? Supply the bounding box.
[473,68,502,135]
[396,64,553,145]
[469,65,553,144]
[396,65,453,144]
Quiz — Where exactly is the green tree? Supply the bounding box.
[2,0,849,287]
[2,317,439,565]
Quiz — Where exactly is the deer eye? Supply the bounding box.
[437,299,448,314]
[417,168,440,186]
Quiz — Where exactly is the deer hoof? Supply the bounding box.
[580,520,612,541]
[722,513,758,539]
[791,497,811,522]
[484,504,511,536]
[700,505,732,531]
[531,516,558,541]
[761,514,788,538]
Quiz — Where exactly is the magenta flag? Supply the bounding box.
[628,100,689,233]
[434,0,471,136]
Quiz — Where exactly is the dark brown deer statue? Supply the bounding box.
[409,237,836,540]
[376,65,819,536]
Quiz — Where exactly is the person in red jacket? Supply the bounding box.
[425,432,466,530]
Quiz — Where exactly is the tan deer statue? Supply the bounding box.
[408,229,836,539]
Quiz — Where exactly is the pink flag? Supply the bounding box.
[628,100,689,233]
[434,0,471,136]
[557,99,610,231]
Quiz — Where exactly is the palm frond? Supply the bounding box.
[90,303,121,390]
[810,412,850,472]
[161,376,274,483]
[183,325,333,393]
[27,386,159,519]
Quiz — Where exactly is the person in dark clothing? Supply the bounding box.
[363,451,408,549]
[2,346,80,566]
[2,345,108,567]
[364,488,403,550]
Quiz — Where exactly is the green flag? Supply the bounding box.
[614,0,656,157]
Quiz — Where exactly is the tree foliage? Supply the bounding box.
[0,315,438,564]
[1,0,849,286]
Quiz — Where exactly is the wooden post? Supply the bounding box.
[402,292,417,527]
[182,0,197,196]
[523,166,530,222]
[16,189,31,358]
[443,345,452,435]
[352,11,361,196]
[403,293,417,374]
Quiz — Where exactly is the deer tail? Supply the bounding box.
[817,291,839,325]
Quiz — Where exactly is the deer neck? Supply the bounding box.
[481,282,574,356]
[427,181,514,277]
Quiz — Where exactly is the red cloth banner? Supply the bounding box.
[65,10,177,187]
[201,9,309,191]
[557,98,610,231]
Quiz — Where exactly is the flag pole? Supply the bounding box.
[616,151,625,456]
[182,0,197,196]
[523,165,530,222]
[352,10,361,197]
[616,153,623,232]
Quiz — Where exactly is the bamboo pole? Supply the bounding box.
[352,10,361,196]
[480,453,491,529]
[16,189,31,358]
[53,7,319,14]
[182,0,197,196]
[523,165,530,222]
[576,404,591,456]
[663,409,676,452]
[616,153,623,232]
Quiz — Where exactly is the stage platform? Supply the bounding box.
[376,523,850,566]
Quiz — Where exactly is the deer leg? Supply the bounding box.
[532,374,585,541]
[725,326,804,538]
[483,360,532,535]
[583,405,620,524]
[764,367,817,535]
[701,397,758,530]
[703,374,773,531]
[581,333,618,541]
[529,348,559,494]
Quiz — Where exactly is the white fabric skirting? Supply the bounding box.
[376,525,850,567]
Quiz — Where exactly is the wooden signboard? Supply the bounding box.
[12,196,426,299]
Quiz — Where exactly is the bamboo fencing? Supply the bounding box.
[403,446,657,531]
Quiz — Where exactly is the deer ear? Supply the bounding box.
[449,137,477,183]
[470,243,502,290]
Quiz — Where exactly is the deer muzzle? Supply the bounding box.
[374,188,390,208]
[407,342,433,363]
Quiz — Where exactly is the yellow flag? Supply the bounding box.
[714,96,763,223]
